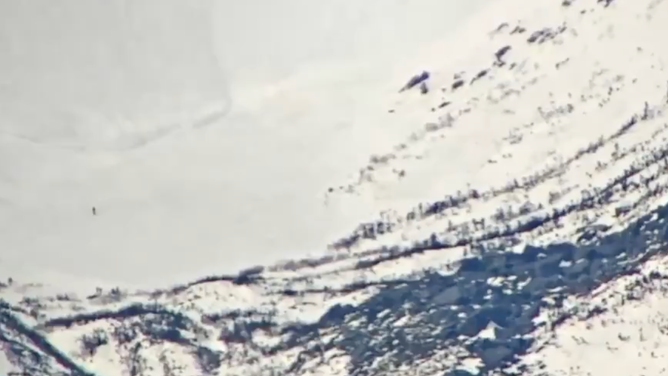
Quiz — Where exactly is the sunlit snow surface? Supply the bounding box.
[4,0,668,375]
[0,0,490,287]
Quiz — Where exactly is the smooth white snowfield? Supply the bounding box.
[0,0,493,287]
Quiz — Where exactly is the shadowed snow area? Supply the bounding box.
[0,0,489,287]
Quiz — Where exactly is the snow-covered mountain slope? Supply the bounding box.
[0,0,492,287]
[4,0,668,375]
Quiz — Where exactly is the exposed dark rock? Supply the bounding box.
[495,46,512,63]
[279,198,668,374]
[401,71,430,92]
[420,81,429,95]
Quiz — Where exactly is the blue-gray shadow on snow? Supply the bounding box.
[279,204,668,375]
